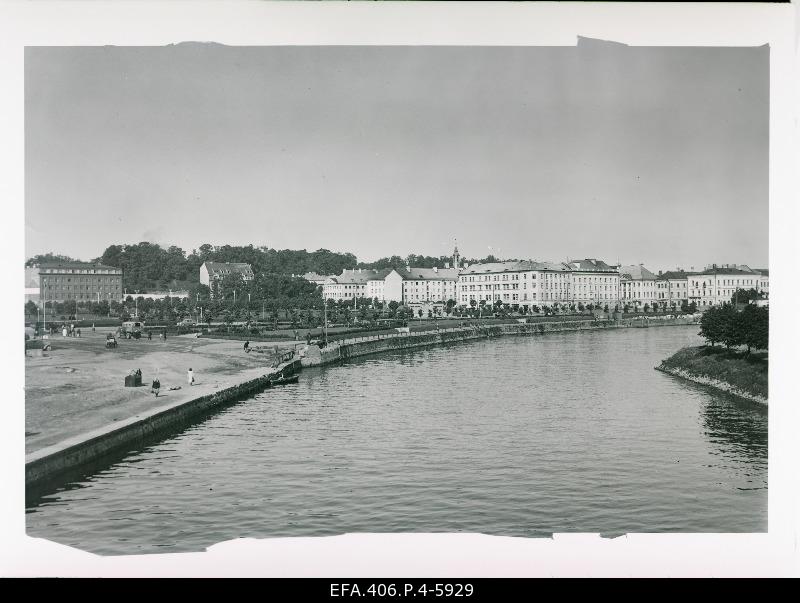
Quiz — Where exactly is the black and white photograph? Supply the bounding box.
[2,1,797,579]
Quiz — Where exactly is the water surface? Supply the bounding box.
[27,327,768,554]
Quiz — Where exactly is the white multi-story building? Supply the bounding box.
[458,261,540,308]
[688,266,764,307]
[655,270,696,308]
[398,267,460,305]
[322,268,383,302]
[618,264,658,308]
[568,259,620,307]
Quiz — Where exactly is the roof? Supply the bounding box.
[202,262,254,275]
[396,267,461,281]
[300,272,329,281]
[460,260,569,275]
[329,268,386,284]
[697,267,759,276]
[657,270,700,280]
[568,258,618,273]
[39,262,121,272]
[753,268,769,277]
[619,264,657,281]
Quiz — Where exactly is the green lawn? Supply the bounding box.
[659,345,768,400]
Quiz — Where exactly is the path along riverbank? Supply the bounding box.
[25,316,698,496]
[300,316,700,367]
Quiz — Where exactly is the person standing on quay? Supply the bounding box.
[187,367,194,386]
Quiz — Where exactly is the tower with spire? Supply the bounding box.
[452,239,461,269]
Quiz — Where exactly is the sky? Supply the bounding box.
[24,41,769,272]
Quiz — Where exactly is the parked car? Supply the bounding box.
[179,318,196,327]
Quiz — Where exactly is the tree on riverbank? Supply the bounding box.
[700,303,768,352]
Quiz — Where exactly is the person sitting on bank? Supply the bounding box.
[187,367,194,386]
[243,340,250,353]
[151,378,161,397]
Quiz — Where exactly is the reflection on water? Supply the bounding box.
[27,327,767,554]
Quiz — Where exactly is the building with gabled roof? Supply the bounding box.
[656,269,699,308]
[619,264,658,308]
[567,258,620,307]
[199,262,255,289]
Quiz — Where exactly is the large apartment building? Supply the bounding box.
[38,262,123,303]
[618,264,658,307]
[567,259,620,306]
[688,266,766,307]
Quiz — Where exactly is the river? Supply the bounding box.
[26,326,768,554]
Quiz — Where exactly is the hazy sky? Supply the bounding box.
[25,41,768,271]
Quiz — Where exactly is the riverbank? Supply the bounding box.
[301,316,700,367]
[25,330,298,453]
[25,316,698,497]
[655,346,768,404]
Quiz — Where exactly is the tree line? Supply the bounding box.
[699,303,768,353]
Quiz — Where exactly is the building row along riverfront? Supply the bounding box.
[315,257,769,312]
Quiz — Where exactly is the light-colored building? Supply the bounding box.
[753,268,769,299]
[398,267,460,306]
[458,261,539,308]
[618,264,658,309]
[323,268,383,302]
[199,262,255,289]
[38,262,123,303]
[655,270,696,308]
[688,266,764,307]
[568,259,620,307]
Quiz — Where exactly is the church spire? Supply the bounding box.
[452,239,461,269]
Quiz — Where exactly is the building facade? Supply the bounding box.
[568,259,620,307]
[38,262,123,303]
[688,266,764,307]
[618,264,658,308]
[655,270,696,308]
[199,262,255,289]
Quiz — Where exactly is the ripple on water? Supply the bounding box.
[27,328,767,553]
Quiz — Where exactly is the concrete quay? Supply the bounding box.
[301,316,700,367]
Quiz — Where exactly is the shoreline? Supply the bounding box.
[655,345,768,405]
[654,366,767,405]
[301,316,700,367]
[26,317,698,499]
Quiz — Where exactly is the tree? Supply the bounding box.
[746,305,769,352]
[26,253,79,267]
[718,304,743,349]
[700,306,726,347]
[643,303,650,313]
[25,300,38,317]
[577,302,585,312]
[731,288,759,306]
[688,301,697,313]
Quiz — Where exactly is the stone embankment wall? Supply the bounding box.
[26,359,303,495]
[301,317,699,367]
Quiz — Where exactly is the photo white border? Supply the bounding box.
[1,0,797,577]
